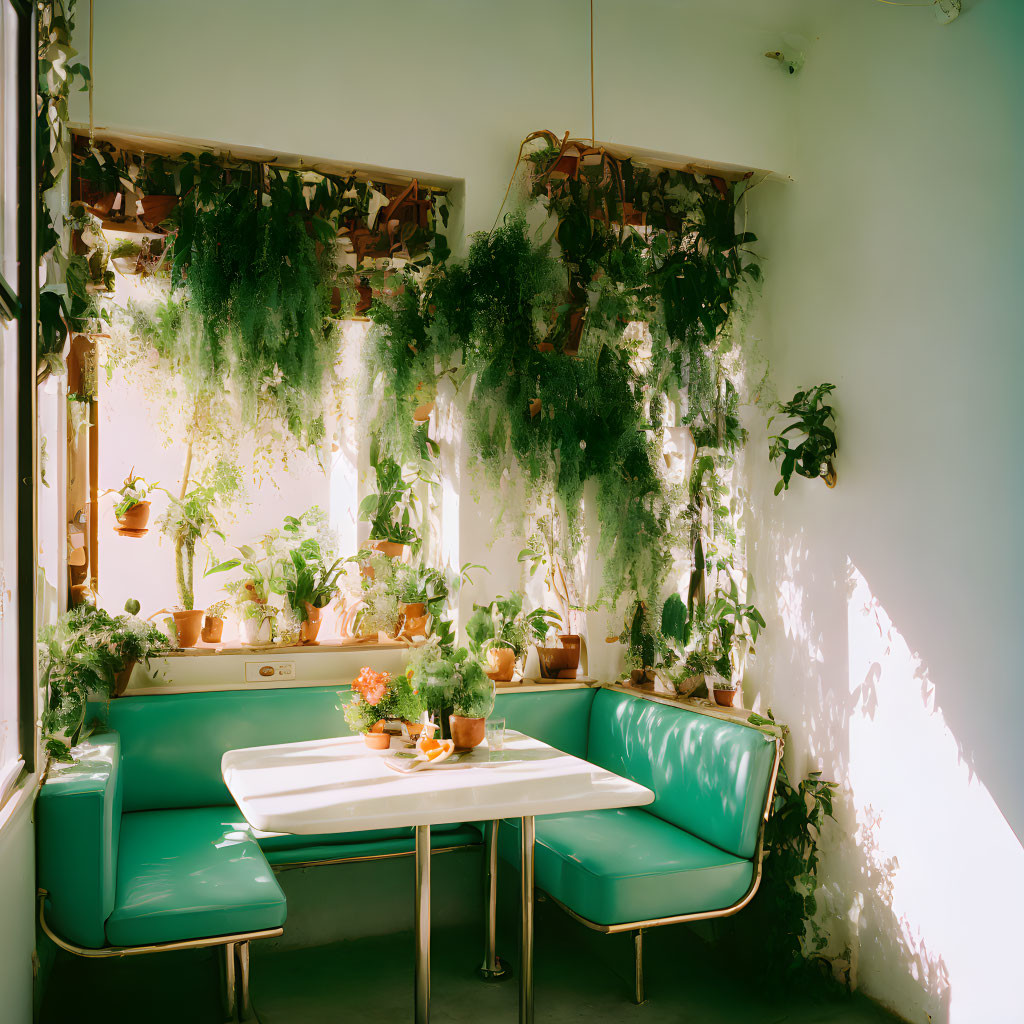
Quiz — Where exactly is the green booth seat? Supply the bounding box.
[497,808,754,926]
[106,807,287,947]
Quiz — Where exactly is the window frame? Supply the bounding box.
[1,0,39,784]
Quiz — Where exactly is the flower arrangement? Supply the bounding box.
[341,666,423,737]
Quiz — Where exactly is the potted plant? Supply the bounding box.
[282,518,345,645]
[341,666,423,750]
[38,600,176,760]
[352,553,403,640]
[393,564,456,640]
[113,468,156,534]
[466,592,560,682]
[209,532,289,647]
[358,443,419,559]
[768,383,838,493]
[157,465,239,647]
[406,642,493,744]
[201,599,229,644]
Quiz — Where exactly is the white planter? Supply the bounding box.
[240,616,273,646]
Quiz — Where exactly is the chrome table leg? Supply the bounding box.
[236,940,252,1020]
[479,819,509,980]
[633,928,646,1005]
[519,816,535,1024]
[415,824,431,1024]
[222,941,237,1021]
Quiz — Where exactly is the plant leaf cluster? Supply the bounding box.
[38,601,175,761]
[768,383,838,494]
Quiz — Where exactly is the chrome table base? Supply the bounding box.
[415,824,431,1024]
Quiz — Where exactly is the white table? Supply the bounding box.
[222,731,654,1023]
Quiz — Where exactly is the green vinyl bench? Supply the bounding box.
[36,682,777,1012]
[489,687,781,1003]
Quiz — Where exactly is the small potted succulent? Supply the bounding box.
[113,468,156,534]
[393,564,454,641]
[341,666,423,750]
[201,599,229,644]
[466,592,560,683]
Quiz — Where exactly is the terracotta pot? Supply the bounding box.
[486,646,516,683]
[449,715,486,750]
[201,615,224,644]
[69,563,87,586]
[301,602,323,645]
[363,730,391,750]
[400,602,430,639]
[372,540,405,559]
[529,398,542,419]
[355,279,373,314]
[536,341,555,353]
[412,401,435,423]
[173,609,204,648]
[537,645,572,678]
[714,687,740,708]
[629,668,656,691]
[116,501,151,532]
[137,194,179,231]
[69,584,93,607]
[113,659,137,697]
[402,720,425,742]
[558,634,581,670]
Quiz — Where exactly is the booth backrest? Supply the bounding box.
[494,687,595,759]
[107,684,600,812]
[107,687,357,811]
[586,688,777,860]
[36,731,122,948]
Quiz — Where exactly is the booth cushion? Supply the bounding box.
[105,807,286,947]
[499,808,753,926]
[586,689,776,860]
[37,732,123,948]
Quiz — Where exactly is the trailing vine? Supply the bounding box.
[72,139,450,444]
[365,132,761,626]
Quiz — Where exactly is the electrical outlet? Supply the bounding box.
[245,661,296,683]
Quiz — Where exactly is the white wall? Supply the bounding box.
[70,2,1024,1021]
[0,785,38,1024]
[743,2,1024,1022]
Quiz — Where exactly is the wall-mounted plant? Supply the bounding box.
[113,468,156,535]
[768,383,838,494]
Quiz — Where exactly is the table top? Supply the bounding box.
[221,731,654,835]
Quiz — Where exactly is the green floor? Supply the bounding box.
[39,896,902,1023]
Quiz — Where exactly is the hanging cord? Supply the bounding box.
[590,0,596,146]
[88,0,94,142]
